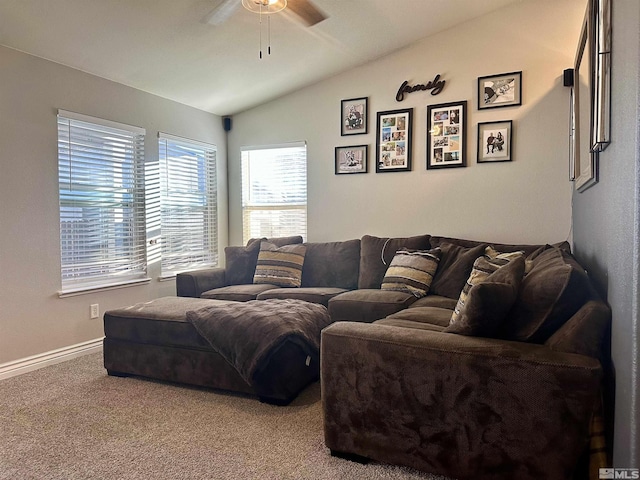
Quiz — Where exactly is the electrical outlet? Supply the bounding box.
[90,304,99,319]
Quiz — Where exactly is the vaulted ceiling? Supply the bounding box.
[0,0,523,115]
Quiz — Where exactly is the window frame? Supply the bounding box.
[241,142,307,244]
[57,110,149,296]
[157,132,219,278]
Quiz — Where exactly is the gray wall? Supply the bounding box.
[571,0,640,468]
[227,0,585,247]
[0,45,228,364]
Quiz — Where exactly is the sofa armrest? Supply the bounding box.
[176,268,227,298]
[321,322,601,480]
[545,299,611,359]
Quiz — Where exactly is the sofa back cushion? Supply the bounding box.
[429,243,486,299]
[247,235,304,247]
[254,242,307,288]
[300,239,361,290]
[430,235,554,257]
[499,247,591,343]
[358,234,431,289]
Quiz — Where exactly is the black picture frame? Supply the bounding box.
[335,145,368,174]
[376,108,412,173]
[426,101,466,169]
[341,97,368,136]
[477,120,513,163]
[477,71,522,110]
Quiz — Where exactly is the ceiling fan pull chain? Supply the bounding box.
[259,5,263,59]
[268,14,271,56]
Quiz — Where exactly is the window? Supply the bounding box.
[241,142,307,244]
[57,111,147,293]
[158,133,218,276]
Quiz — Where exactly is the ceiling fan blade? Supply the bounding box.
[286,0,327,26]
[203,0,240,26]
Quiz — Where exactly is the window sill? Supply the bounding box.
[58,278,152,298]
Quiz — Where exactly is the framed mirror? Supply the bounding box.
[593,0,611,151]
[571,0,611,192]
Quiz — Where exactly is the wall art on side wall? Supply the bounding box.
[341,97,368,136]
[426,101,466,169]
[376,108,412,173]
[571,0,607,192]
[335,145,368,174]
[477,71,522,110]
[477,120,513,163]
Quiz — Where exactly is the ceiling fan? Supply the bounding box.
[204,0,328,27]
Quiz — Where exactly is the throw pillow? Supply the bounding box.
[380,248,441,298]
[429,243,487,299]
[498,247,591,343]
[485,245,533,274]
[484,246,525,261]
[450,252,524,325]
[224,238,263,285]
[358,234,431,289]
[445,255,526,337]
[253,241,307,288]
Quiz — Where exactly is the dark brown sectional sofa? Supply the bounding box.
[119,233,609,479]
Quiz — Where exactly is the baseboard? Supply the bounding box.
[0,337,104,381]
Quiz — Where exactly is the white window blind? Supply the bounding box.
[241,142,307,244]
[159,133,218,276]
[57,110,147,293]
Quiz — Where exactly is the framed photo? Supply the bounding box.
[335,145,368,174]
[477,71,522,110]
[376,108,412,173]
[477,121,513,163]
[426,101,466,169]
[341,97,368,136]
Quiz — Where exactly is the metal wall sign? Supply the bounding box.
[396,74,446,102]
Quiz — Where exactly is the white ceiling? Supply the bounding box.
[0,0,523,116]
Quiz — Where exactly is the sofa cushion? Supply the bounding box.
[328,289,417,323]
[224,239,262,286]
[499,247,591,343]
[450,252,524,324]
[385,306,454,327]
[247,235,303,247]
[430,235,549,257]
[429,243,486,299]
[381,248,441,298]
[256,287,348,306]
[358,234,431,289]
[445,256,526,337]
[409,295,458,310]
[201,284,279,302]
[374,318,445,332]
[104,297,233,349]
[254,242,306,288]
[300,239,360,290]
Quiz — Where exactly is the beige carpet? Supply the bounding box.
[0,352,450,480]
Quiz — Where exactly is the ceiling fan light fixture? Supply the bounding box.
[241,0,287,15]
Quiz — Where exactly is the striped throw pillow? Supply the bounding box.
[253,242,306,288]
[450,252,523,325]
[381,248,441,298]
